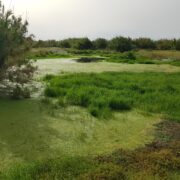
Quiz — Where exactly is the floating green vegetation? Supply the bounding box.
[2,121,180,180]
[0,98,159,173]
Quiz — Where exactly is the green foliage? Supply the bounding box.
[44,72,180,121]
[175,39,180,50]
[0,1,35,98]
[93,38,108,49]
[60,39,71,48]
[124,51,136,60]
[0,1,32,69]
[32,36,180,52]
[33,40,60,48]
[134,38,156,49]
[156,39,175,50]
[108,36,133,52]
[72,38,93,50]
[55,38,93,50]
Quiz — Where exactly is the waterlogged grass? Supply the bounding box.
[44,72,180,121]
[0,99,160,173]
[2,121,179,180]
[1,73,179,179]
[1,54,180,179]
[48,108,159,155]
[0,99,51,171]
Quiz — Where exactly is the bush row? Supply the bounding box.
[33,37,180,52]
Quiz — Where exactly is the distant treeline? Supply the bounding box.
[33,37,180,52]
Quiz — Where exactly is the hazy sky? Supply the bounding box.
[3,0,180,40]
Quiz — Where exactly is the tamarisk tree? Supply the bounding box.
[0,1,36,98]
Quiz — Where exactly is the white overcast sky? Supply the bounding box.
[3,0,180,40]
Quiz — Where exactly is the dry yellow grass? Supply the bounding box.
[138,50,180,60]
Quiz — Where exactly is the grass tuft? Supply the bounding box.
[44,72,180,121]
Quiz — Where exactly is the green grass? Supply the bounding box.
[44,72,180,121]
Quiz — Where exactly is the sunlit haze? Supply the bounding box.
[3,0,180,40]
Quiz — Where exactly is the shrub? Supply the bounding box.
[134,38,156,49]
[72,38,93,50]
[156,39,175,50]
[0,1,32,69]
[124,52,136,60]
[108,37,133,52]
[60,39,71,48]
[175,39,180,50]
[0,1,35,98]
[93,38,108,49]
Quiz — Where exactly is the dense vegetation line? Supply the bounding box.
[44,72,180,121]
[33,37,180,51]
